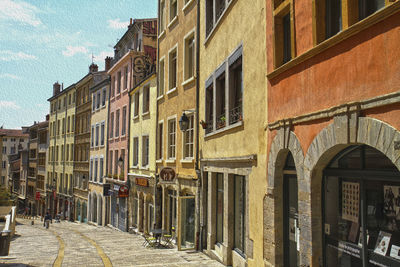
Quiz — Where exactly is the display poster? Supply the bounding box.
[348,222,359,243]
[374,231,392,256]
[390,245,400,260]
[358,227,370,247]
[383,185,400,231]
[342,182,360,222]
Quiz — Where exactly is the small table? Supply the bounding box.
[151,229,163,247]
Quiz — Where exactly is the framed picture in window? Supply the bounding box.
[374,231,392,256]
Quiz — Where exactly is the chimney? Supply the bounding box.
[89,63,98,73]
[130,18,133,26]
[53,82,61,96]
[46,114,50,121]
[105,57,112,72]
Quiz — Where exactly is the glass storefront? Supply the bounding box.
[168,189,177,234]
[324,145,400,266]
[179,196,195,249]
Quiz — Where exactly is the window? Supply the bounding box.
[159,0,165,33]
[143,85,150,114]
[56,146,59,161]
[205,46,243,134]
[70,144,74,161]
[91,126,95,147]
[168,118,176,159]
[57,120,60,135]
[92,94,96,111]
[99,157,104,183]
[124,66,128,90]
[109,151,113,175]
[183,114,194,159]
[73,92,75,103]
[205,0,232,37]
[66,145,69,161]
[102,87,106,107]
[96,91,100,109]
[216,173,224,244]
[100,122,105,146]
[62,118,65,134]
[142,136,149,167]
[314,0,386,45]
[94,158,98,182]
[117,71,121,94]
[2,147,6,154]
[133,137,139,166]
[234,175,246,253]
[67,116,70,133]
[69,94,71,105]
[122,106,127,136]
[157,122,163,160]
[170,0,177,21]
[158,58,165,97]
[2,161,5,168]
[115,109,120,137]
[72,115,75,132]
[134,93,139,117]
[10,147,15,154]
[90,158,93,181]
[169,48,177,91]
[95,124,99,147]
[111,77,115,98]
[110,112,114,138]
[114,150,119,176]
[184,33,195,81]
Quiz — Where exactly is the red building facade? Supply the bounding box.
[264,1,400,266]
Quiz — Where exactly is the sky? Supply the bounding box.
[0,0,157,129]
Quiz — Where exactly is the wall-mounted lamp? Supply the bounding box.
[179,109,196,132]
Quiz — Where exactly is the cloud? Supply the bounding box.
[107,18,129,30]
[0,100,21,110]
[91,50,114,63]
[0,73,20,80]
[0,50,37,61]
[0,0,42,27]
[62,45,89,57]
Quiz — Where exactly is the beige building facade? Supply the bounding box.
[47,82,76,218]
[157,0,199,251]
[88,76,110,226]
[199,0,267,266]
[128,74,157,234]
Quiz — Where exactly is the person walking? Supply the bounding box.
[44,210,52,229]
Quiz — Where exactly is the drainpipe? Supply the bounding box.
[195,0,202,251]
[155,3,161,230]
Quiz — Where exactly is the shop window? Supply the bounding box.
[168,118,176,159]
[324,145,400,266]
[216,173,224,244]
[183,114,194,159]
[168,190,177,233]
[234,175,246,254]
[133,196,138,227]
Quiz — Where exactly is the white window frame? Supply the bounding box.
[102,87,107,107]
[132,136,139,167]
[100,121,105,147]
[96,91,101,110]
[91,125,95,147]
[181,111,195,161]
[142,83,150,115]
[99,156,104,183]
[183,28,196,84]
[90,157,94,181]
[167,115,177,160]
[95,123,100,147]
[142,135,149,168]
[169,0,178,23]
[157,120,164,161]
[158,56,165,99]
[168,44,178,94]
[134,92,140,118]
[159,0,166,35]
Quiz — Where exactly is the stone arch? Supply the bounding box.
[300,117,400,266]
[264,129,304,266]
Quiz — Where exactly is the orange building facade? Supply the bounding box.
[264,1,400,266]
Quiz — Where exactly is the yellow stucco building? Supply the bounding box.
[47,82,76,218]
[128,73,157,234]
[199,0,267,266]
[157,0,199,251]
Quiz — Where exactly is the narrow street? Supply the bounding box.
[0,218,223,267]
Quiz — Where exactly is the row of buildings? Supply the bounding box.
[2,0,400,266]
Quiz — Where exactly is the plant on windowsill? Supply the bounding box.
[107,173,112,178]
[113,174,118,179]
[216,115,226,129]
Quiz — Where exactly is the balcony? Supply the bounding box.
[229,105,242,125]
[205,119,214,134]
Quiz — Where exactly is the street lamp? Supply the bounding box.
[179,113,189,131]
[118,156,124,168]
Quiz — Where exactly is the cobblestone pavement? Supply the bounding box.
[0,218,224,267]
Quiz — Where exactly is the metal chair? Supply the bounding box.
[142,234,157,248]
[162,227,176,248]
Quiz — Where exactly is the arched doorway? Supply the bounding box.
[322,145,400,266]
[283,152,299,267]
[77,200,81,222]
[82,201,87,223]
[98,195,102,226]
[93,194,97,224]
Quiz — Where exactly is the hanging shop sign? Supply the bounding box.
[135,177,149,187]
[160,167,176,182]
[113,184,120,191]
[118,185,129,198]
[35,192,40,200]
[103,184,111,196]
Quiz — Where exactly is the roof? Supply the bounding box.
[0,129,29,138]
[47,83,76,102]
[114,18,157,49]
